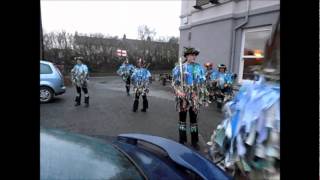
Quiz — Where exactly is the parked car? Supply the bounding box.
[41,128,232,180]
[159,73,172,86]
[40,60,66,103]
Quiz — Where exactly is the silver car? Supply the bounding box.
[40,60,66,103]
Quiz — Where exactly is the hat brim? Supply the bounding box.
[184,50,199,57]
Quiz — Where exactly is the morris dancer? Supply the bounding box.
[71,57,90,107]
[117,58,135,96]
[172,47,207,149]
[131,58,151,112]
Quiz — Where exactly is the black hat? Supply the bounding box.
[74,56,84,61]
[183,47,199,57]
[217,64,226,69]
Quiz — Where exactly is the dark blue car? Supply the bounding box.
[41,128,232,180]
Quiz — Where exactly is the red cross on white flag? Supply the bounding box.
[117,49,127,57]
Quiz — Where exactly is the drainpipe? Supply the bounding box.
[229,0,251,72]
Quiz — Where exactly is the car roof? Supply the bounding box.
[41,128,232,180]
[40,60,53,65]
[117,133,232,180]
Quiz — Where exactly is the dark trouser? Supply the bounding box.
[75,85,89,104]
[125,77,131,94]
[178,106,199,145]
[220,86,231,94]
[133,92,148,112]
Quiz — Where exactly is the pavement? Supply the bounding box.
[40,76,225,154]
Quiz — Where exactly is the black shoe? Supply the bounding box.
[179,140,186,145]
[84,97,89,107]
[143,99,148,109]
[192,143,200,150]
[133,107,138,112]
[75,96,81,106]
[141,109,147,112]
[133,100,139,112]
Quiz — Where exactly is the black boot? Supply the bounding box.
[84,96,89,107]
[190,123,199,145]
[133,100,139,112]
[141,96,148,112]
[178,111,187,144]
[126,86,130,96]
[178,122,187,144]
[190,109,199,149]
[74,96,81,106]
[192,143,200,151]
[126,77,131,96]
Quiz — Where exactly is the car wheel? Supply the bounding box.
[40,86,53,103]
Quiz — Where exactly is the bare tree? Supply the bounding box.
[156,36,168,42]
[43,30,178,72]
[168,36,179,44]
[137,25,156,41]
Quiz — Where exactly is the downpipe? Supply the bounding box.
[229,0,251,72]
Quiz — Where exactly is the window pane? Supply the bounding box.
[243,30,271,56]
[243,57,264,80]
[40,63,53,74]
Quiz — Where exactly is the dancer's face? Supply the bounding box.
[186,54,196,63]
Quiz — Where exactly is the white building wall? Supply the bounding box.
[180,0,280,27]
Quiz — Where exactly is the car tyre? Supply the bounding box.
[40,86,54,103]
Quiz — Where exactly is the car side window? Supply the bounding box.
[40,63,53,74]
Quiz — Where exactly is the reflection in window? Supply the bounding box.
[243,30,270,57]
[243,57,264,80]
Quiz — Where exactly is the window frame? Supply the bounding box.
[238,26,272,83]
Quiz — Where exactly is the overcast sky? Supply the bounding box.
[41,0,181,40]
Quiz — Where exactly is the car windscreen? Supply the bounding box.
[40,129,145,180]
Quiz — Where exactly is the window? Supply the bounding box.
[194,0,225,9]
[40,63,53,74]
[182,16,188,25]
[195,0,209,7]
[239,27,272,82]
